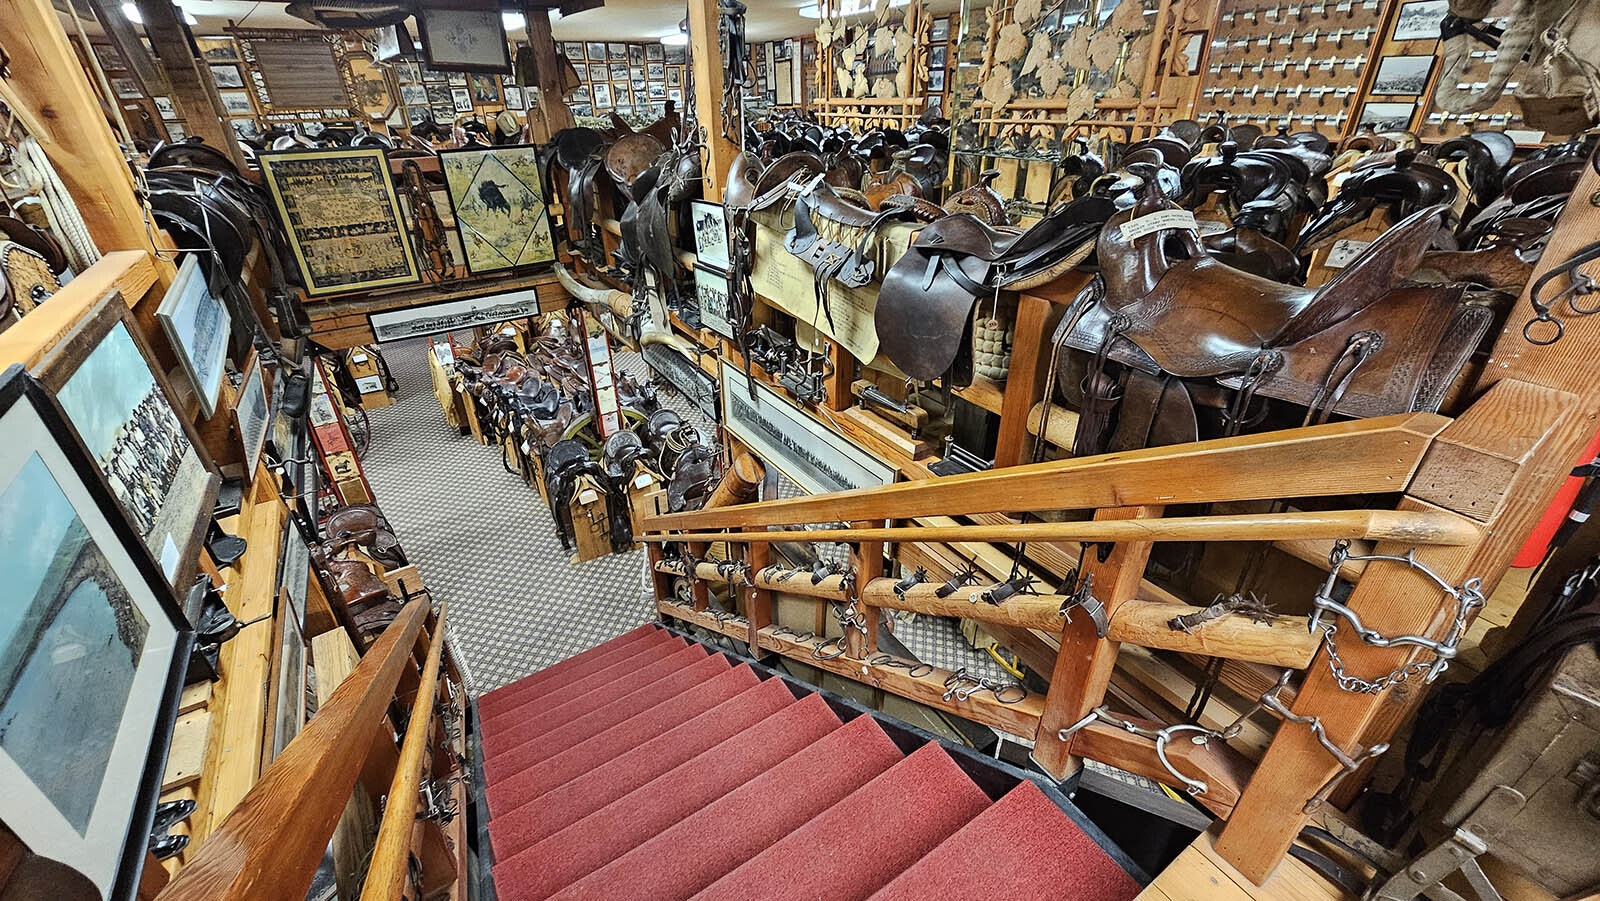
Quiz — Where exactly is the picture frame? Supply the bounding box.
[218,90,254,116]
[647,83,666,100]
[153,96,177,120]
[668,89,682,102]
[263,587,306,763]
[694,265,736,340]
[416,7,514,73]
[259,148,421,297]
[589,63,607,82]
[592,82,613,108]
[447,71,469,87]
[631,66,646,82]
[279,522,312,629]
[689,200,730,271]
[91,43,126,72]
[421,61,448,83]
[209,64,245,88]
[34,290,220,584]
[647,62,666,80]
[646,43,664,61]
[1359,101,1418,132]
[396,60,422,84]
[367,287,544,342]
[0,364,193,900]
[610,62,630,81]
[231,29,360,117]
[438,144,557,274]
[665,46,686,65]
[471,72,501,104]
[1393,0,1449,41]
[667,67,681,87]
[195,35,238,62]
[930,45,947,69]
[928,69,946,92]
[930,16,950,40]
[111,76,143,99]
[503,85,525,109]
[236,355,270,473]
[628,45,644,65]
[607,43,627,61]
[155,254,231,421]
[586,42,606,61]
[564,42,586,59]
[1371,54,1435,96]
[400,83,428,107]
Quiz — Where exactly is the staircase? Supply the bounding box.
[476,623,1144,900]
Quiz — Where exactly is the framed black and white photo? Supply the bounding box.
[1371,54,1435,96]
[586,42,606,61]
[374,22,413,62]
[1358,101,1417,132]
[668,89,682,102]
[647,43,664,61]
[572,85,591,104]
[368,288,545,341]
[592,82,613,108]
[930,16,950,40]
[400,83,428,107]
[589,63,607,82]
[452,86,474,112]
[648,83,666,100]
[928,69,946,92]
[647,61,666,80]
[417,7,513,73]
[610,62,630,81]
[236,356,270,473]
[156,255,231,420]
[565,42,586,59]
[218,90,254,116]
[694,266,735,340]
[152,96,177,120]
[608,43,627,61]
[665,45,686,65]
[264,587,305,762]
[0,364,193,901]
[111,76,143,99]
[930,45,947,69]
[209,64,244,88]
[504,85,525,109]
[689,200,730,271]
[1393,0,1449,40]
[35,291,220,584]
[668,67,681,87]
[92,42,126,72]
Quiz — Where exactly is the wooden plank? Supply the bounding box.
[1139,830,1353,901]
[310,629,375,901]
[0,252,158,370]
[1069,718,1250,819]
[522,7,574,136]
[995,291,1073,467]
[177,681,212,716]
[646,413,1449,530]
[687,0,738,197]
[133,0,246,170]
[161,711,210,791]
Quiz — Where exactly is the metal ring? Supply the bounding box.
[1568,280,1600,315]
[1154,724,1215,795]
[993,683,1028,704]
[813,637,848,660]
[1523,315,1563,345]
[866,653,894,667]
[907,663,936,678]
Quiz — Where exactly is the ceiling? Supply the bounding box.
[76,0,969,45]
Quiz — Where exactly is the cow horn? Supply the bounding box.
[554,262,633,319]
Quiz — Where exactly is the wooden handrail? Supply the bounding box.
[643,412,1449,531]
[361,603,449,901]
[159,599,430,900]
[640,509,1480,547]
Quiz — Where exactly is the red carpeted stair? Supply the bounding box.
[477,624,1142,901]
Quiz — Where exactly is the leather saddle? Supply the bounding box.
[1059,185,1490,454]
[875,193,1118,383]
[1297,150,1458,252]
[545,127,608,263]
[784,179,917,330]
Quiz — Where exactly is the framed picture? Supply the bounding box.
[396,60,422,84]
[592,82,613,108]
[421,62,448,82]
[195,35,237,61]
[1371,54,1435,96]
[471,72,501,104]
[689,201,730,271]
[447,70,469,86]
[694,265,735,340]
[152,96,177,120]
[1359,101,1418,132]
[588,63,606,81]
[631,66,646,81]
[156,255,230,421]
[612,83,630,104]
[368,287,544,342]
[774,59,793,104]
[586,42,606,61]
[608,43,627,61]
[163,124,187,145]
[91,43,126,72]
[931,16,950,40]
[610,63,630,81]
[665,45,686,65]
[236,356,270,473]
[400,83,428,107]
[647,44,664,61]
[264,587,305,762]
[504,85,525,109]
[632,78,646,92]
[928,69,946,92]
[647,83,666,100]
[930,45,947,68]
[628,45,644,65]
[258,148,420,297]
[417,7,513,73]
[668,89,682,102]
[34,290,219,583]
[279,522,312,629]
[572,85,591,104]
[111,77,143,99]
[564,42,586,59]
[439,144,557,274]
[668,67,681,87]
[1393,0,1449,40]
[647,62,666,80]
[0,364,193,900]
[218,90,254,116]
[231,119,261,140]
[209,64,244,88]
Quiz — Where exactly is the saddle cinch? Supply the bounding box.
[1058,184,1493,455]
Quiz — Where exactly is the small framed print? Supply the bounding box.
[631,66,646,81]
[930,16,950,40]
[668,88,682,102]
[156,254,230,420]
[610,63,630,81]
[587,42,606,61]
[628,45,644,65]
[668,67,681,87]
[1393,0,1449,40]
[447,71,469,86]
[647,62,666,80]
[196,35,238,61]
[930,45,947,68]
[236,356,270,472]
[471,72,501,104]
[666,45,686,65]
[572,85,591,104]
[1371,54,1435,96]
[648,83,666,100]
[592,82,613,108]
[647,44,664,61]
[218,90,254,116]
[632,78,646,92]
[153,96,177,119]
[111,76,143,99]
[1358,101,1417,132]
[694,266,735,339]
[589,63,606,81]
[452,87,474,113]
[164,123,187,142]
[565,42,586,59]
[400,83,428,107]
[504,85,525,109]
[928,69,946,92]
[91,42,126,71]
[690,201,730,270]
[209,64,244,88]
[613,83,630,104]
[417,7,514,73]
[608,43,627,61]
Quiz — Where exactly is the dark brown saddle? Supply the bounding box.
[875,193,1118,382]
[1058,185,1490,454]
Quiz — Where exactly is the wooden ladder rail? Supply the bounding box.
[158,599,431,900]
[361,603,450,901]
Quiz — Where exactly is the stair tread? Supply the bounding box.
[692,743,990,901]
[478,625,664,719]
[538,714,902,901]
[493,693,844,899]
[482,650,728,782]
[480,634,689,733]
[867,780,1141,901]
[485,667,775,827]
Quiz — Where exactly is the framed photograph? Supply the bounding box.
[588,63,606,81]
[504,84,525,109]
[156,255,231,420]
[439,144,557,274]
[586,42,606,61]
[666,45,686,65]
[928,69,946,92]
[592,82,613,108]
[279,524,311,628]
[400,83,428,107]
[368,287,543,342]
[648,82,666,100]
[195,35,237,61]
[668,89,682,102]
[374,22,413,62]
[572,85,591,104]
[218,90,254,116]
[694,265,735,340]
[930,45,947,69]
[610,62,630,81]
[209,64,244,88]
[231,119,261,140]
[1359,101,1418,132]
[164,122,187,143]
[264,587,305,762]
[236,356,270,473]
[471,72,501,104]
[612,83,630,105]
[607,42,627,61]
[1371,54,1435,96]
[668,67,681,87]
[774,59,793,104]
[417,7,513,73]
[647,61,666,80]
[258,148,420,297]
[111,76,143,99]
[34,290,219,584]
[1393,0,1449,40]
[421,62,448,83]
[152,96,177,120]
[632,78,646,92]
[0,364,193,900]
[452,86,474,112]
[564,41,586,58]
[91,43,126,71]
[447,70,469,86]
[631,66,646,81]
[689,200,730,270]
[628,45,644,65]
[647,43,664,61]
[931,16,950,40]
[396,60,422,84]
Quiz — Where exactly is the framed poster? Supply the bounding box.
[722,367,896,494]
[694,266,735,340]
[156,254,231,419]
[236,356,270,473]
[259,148,420,296]
[1393,0,1449,40]
[0,365,193,900]
[1359,101,1418,132]
[689,201,730,270]
[209,64,245,88]
[35,292,220,584]
[439,144,557,273]
[417,7,513,73]
[368,288,544,342]
[1371,55,1435,96]
[592,82,613,108]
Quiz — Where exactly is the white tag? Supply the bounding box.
[633,473,654,489]
[161,536,180,578]
[356,375,384,393]
[455,380,466,393]
[351,353,368,364]
[1506,129,1545,143]
[1324,238,1371,269]
[1119,209,1197,242]
[577,488,600,504]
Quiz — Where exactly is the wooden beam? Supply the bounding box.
[1070,718,1251,819]
[643,509,1481,547]
[995,290,1075,467]
[132,0,246,170]
[522,6,574,136]
[687,0,738,196]
[645,413,1449,530]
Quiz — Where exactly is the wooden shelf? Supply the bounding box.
[953,376,1006,416]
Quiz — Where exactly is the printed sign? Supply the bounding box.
[722,367,895,494]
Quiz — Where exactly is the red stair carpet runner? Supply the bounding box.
[478,623,1142,901]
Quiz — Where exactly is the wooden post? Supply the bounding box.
[132,0,247,171]
[1031,505,1161,778]
[0,0,175,261]
[81,0,170,98]
[995,290,1073,467]
[687,0,739,196]
[745,541,773,653]
[688,541,711,612]
[523,5,574,135]
[850,520,887,656]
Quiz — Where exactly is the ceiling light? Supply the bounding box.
[661,32,688,46]
[121,1,142,23]
[798,3,821,17]
[502,10,525,28]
